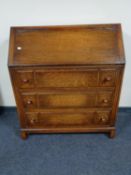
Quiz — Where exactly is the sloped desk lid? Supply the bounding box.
[8,24,125,67]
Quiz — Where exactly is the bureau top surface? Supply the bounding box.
[8,24,125,66]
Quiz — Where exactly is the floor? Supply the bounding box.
[0,108,131,175]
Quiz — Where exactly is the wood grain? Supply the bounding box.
[8,24,125,139]
[8,24,125,66]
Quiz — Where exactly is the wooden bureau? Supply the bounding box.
[8,24,125,139]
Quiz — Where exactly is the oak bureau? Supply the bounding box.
[8,24,125,139]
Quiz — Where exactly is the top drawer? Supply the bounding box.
[14,69,117,89]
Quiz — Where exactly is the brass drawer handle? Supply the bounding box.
[103,99,108,103]
[94,113,108,124]
[105,77,111,81]
[30,118,36,124]
[27,100,33,105]
[23,79,29,83]
[100,116,106,122]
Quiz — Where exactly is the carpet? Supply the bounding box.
[0,108,131,175]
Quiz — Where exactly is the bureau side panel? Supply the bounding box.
[110,65,125,125]
[8,67,27,128]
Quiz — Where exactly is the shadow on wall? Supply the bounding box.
[120,32,131,106]
[0,86,4,115]
[0,39,12,111]
[123,32,131,64]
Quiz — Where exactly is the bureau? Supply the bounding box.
[8,24,125,139]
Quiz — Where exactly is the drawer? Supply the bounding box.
[26,110,111,128]
[14,69,117,89]
[21,91,114,109]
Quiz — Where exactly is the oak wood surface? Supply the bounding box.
[8,24,125,139]
[8,24,125,66]
[26,110,111,128]
[21,90,114,109]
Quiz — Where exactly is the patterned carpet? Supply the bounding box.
[0,108,131,175]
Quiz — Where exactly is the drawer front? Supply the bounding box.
[26,110,111,128]
[35,70,99,88]
[22,91,114,109]
[14,69,117,88]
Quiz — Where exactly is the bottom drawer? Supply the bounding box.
[25,110,111,128]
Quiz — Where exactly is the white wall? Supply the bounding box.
[0,0,131,106]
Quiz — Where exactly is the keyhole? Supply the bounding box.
[17,46,22,50]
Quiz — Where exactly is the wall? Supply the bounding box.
[0,0,131,106]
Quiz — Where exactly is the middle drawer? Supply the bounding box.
[21,90,114,110]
